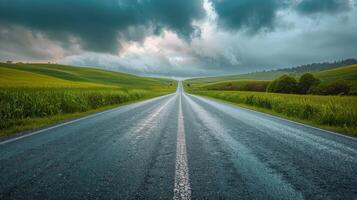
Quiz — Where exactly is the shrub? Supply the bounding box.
[243,82,270,92]
[309,80,351,95]
[267,75,298,94]
[323,80,350,95]
[298,73,320,94]
[307,85,322,95]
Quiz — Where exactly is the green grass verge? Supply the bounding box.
[0,88,173,137]
[185,89,357,137]
[0,94,166,137]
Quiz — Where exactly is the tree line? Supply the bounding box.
[275,58,357,73]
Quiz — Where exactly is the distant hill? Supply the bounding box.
[189,59,357,83]
[0,63,173,90]
[276,58,357,73]
[315,64,357,82]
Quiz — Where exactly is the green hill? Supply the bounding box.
[315,64,357,82]
[187,64,357,84]
[0,63,173,90]
[315,64,357,94]
[0,66,112,88]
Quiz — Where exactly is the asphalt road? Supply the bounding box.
[1,82,357,200]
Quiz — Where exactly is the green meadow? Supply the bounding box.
[0,63,176,136]
[314,64,357,93]
[184,64,357,136]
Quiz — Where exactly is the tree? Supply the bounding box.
[298,73,320,94]
[267,75,298,94]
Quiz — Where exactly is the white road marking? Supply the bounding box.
[173,93,191,200]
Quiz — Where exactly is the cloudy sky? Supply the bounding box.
[0,0,356,77]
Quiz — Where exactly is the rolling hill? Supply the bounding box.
[0,63,174,90]
[188,59,357,83]
[315,64,357,82]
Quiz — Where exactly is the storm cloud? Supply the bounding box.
[211,0,288,33]
[0,0,356,77]
[0,0,205,53]
[297,0,351,15]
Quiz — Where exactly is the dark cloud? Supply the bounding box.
[297,0,350,15]
[1,0,357,77]
[210,0,288,33]
[0,0,205,53]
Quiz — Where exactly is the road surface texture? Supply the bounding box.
[1,82,357,199]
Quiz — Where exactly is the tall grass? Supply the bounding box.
[190,90,357,136]
[0,88,159,132]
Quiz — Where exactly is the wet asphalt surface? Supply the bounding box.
[1,82,357,200]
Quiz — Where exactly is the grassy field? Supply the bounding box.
[0,63,176,136]
[185,89,357,136]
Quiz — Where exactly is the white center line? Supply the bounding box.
[173,93,191,200]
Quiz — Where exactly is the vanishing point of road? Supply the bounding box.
[1,82,357,199]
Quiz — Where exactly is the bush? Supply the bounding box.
[298,73,320,94]
[242,82,270,92]
[309,80,351,95]
[307,85,323,95]
[267,75,298,94]
[323,80,350,95]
